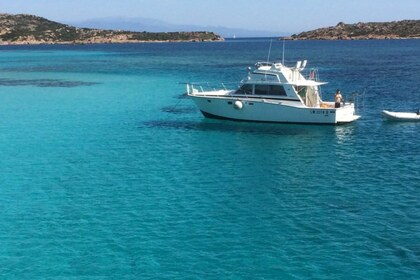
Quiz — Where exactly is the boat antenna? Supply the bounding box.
[282,38,285,65]
[267,39,273,64]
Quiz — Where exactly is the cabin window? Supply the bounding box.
[270,85,287,96]
[235,84,253,95]
[254,85,287,96]
[254,85,270,95]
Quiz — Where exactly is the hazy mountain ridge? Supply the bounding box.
[0,13,223,45]
[290,20,420,40]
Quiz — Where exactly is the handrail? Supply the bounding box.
[186,82,239,93]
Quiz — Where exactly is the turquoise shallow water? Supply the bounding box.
[0,39,419,279]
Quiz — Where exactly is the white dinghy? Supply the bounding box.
[382,110,420,121]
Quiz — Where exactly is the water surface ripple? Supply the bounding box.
[0,40,419,279]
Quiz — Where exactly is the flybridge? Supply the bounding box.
[254,60,306,70]
[250,60,326,86]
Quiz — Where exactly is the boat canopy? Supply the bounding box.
[286,80,328,86]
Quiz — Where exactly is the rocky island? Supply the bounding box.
[289,20,420,40]
[0,13,223,45]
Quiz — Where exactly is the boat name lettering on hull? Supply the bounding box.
[311,110,334,115]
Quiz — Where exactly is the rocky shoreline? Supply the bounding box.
[0,13,224,45]
[287,20,420,40]
[0,36,223,46]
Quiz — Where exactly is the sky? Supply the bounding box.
[0,0,418,33]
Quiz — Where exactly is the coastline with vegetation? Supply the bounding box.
[1,14,419,45]
[287,20,420,40]
[0,13,223,45]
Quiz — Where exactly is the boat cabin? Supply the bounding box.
[232,61,327,108]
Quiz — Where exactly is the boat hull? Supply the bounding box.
[190,95,360,124]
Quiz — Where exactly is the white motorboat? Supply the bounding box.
[382,110,420,121]
[187,60,360,124]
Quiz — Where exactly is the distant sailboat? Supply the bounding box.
[233,34,236,39]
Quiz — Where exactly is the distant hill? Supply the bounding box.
[289,20,420,40]
[0,13,223,45]
[70,17,287,38]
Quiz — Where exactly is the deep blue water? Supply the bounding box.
[0,39,419,279]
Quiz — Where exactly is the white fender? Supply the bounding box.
[234,100,243,110]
